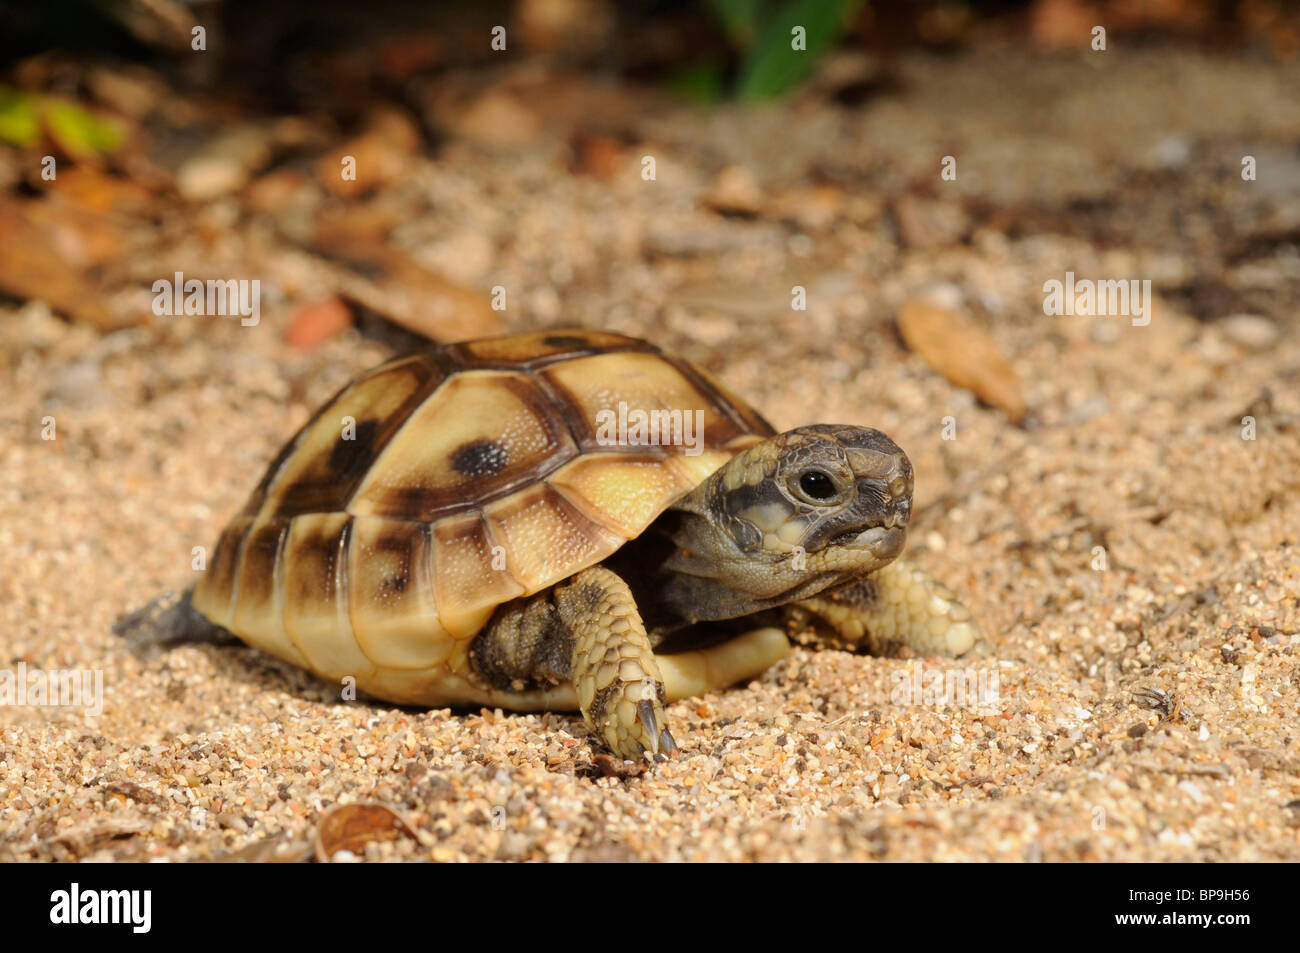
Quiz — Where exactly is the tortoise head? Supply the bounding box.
[657,425,913,622]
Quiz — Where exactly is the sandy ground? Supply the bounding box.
[2,46,1299,861]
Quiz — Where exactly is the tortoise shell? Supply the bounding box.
[190,329,775,707]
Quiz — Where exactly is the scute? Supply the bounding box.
[230,518,292,655]
[256,353,444,519]
[193,516,251,629]
[195,328,778,708]
[348,516,451,669]
[483,483,626,592]
[542,350,759,451]
[548,452,696,537]
[430,511,525,637]
[446,328,654,369]
[281,513,372,679]
[349,369,577,521]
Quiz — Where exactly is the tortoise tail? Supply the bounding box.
[113,587,239,655]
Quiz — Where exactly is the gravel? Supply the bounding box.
[1,47,1298,862]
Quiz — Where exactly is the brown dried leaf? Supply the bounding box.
[373,33,443,85]
[309,229,498,342]
[22,194,128,269]
[284,295,354,351]
[1029,0,1102,50]
[0,197,134,329]
[314,802,418,862]
[896,299,1027,424]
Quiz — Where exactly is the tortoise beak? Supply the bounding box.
[844,524,906,559]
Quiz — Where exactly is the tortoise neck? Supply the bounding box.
[612,503,830,637]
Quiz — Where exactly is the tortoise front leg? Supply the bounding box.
[472,565,675,759]
[788,558,980,657]
[554,566,677,759]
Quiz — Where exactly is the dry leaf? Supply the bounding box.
[310,229,498,342]
[285,295,354,351]
[897,299,1027,424]
[314,802,418,862]
[0,197,134,329]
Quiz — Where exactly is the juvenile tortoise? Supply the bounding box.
[125,329,978,759]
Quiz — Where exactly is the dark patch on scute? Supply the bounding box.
[199,518,253,612]
[258,355,446,519]
[362,374,581,521]
[358,519,429,604]
[328,418,379,475]
[451,439,509,477]
[238,520,290,604]
[543,334,591,348]
[375,529,413,594]
[288,519,350,604]
[242,436,303,517]
[371,523,421,554]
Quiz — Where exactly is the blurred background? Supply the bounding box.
[1,0,1297,360]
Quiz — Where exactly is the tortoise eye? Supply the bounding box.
[798,469,837,501]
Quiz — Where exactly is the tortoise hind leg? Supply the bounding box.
[113,588,240,656]
[472,565,675,760]
[656,627,791,701]
[788,558,980,657]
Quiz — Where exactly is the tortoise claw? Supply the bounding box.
[636,699,678,758]
[636,699,659,745]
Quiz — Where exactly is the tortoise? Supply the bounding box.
[123,328,978,759]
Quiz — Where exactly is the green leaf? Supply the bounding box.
[41,97,126,157]
[667,60,727,103]
[0,87,41,147]
[704,0,768,50]
[736,0,864,101]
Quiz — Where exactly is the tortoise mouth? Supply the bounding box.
[831,524,906,559]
